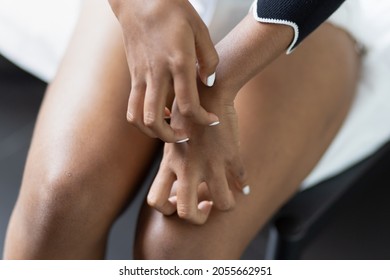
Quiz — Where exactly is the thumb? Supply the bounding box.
[194,23,219,87]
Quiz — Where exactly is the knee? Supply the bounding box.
[18,167,108,235]
[134,228,196,260]
[134,214,232,260]
[4,163,119,258]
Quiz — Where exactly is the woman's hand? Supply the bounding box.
[108,0,220,142]
[147,83,250,225]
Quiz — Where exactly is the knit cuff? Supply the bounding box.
[251,0,345,54]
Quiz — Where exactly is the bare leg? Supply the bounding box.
[3,0,158,259]
[135,23,361,259]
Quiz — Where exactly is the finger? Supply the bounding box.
[197,200,213,219]
[147,167,177,216]
[194,21,219,87]
[197,182,211,201]
[172,63,219,126]
[207,170,236,211]
[169,193,213,222]
[127,81,157,138]
[169,173,206,198]
[164,107,171,119]
[168,195,177,206]
[176,176,212,225]
[144,77,189,143]
[169,179,179,197]
[197,183,213,217]
[229,157,251,196]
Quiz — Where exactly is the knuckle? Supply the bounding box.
[225,154,236,164]
[130,81,144,93]
[177,206,194,221]
[147,195,163,210]
[178,103,197,118]
[143,112,158,128]
[215,199,235,212]
[170,54,189,73]
[227,159,246,181]
[126,111,138,124]
[234,166,247,182]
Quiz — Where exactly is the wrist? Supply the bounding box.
[212,14,294,101]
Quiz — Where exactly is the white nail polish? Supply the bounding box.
[206,72,216,87]
[176,138,190,144]
[209,121,220,127]
[242,185,251,196]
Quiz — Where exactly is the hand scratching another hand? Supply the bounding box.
[109,0,220,143]
[147,85,250,225]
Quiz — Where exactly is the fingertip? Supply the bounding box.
[231,161,249,195]
[164,107,171,119]
[168,195,177,206]
[191,201,213,225]
[147,169,177,215]
[205,72,216,87]
[158,122,187,143]
[198,200,213,216]
[209,121,220,127]
[207,112,220,127]
[175,137,190,144]
[147,196,176,216]
[194,108,219,126]
[242,185,251,196]
[164,202,177,216]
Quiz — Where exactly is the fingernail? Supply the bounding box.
[198,201,213,211]
[176,138,190,144]
[206,72,216,87]
[209,121,220,127]
[242,185,251,196]
[168,196,177,205]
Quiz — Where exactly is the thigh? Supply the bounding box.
[21,0,158,218]
[135,23,361,259]
[4,0,159,258]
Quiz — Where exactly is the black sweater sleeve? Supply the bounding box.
[252,0,345,53]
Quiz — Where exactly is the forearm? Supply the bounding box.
[214,14,293,101]
[213,0,345,101]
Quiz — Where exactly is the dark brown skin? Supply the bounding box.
[108,0,221,142]
[109,0,294,224]
[3,0,360,259]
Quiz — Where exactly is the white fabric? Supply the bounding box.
[302,0,390,188]
[189,0,217,26]
[0,0,389,189]
[206,0,252,43]
[0,0,80,81]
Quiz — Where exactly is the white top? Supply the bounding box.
[0,0,80,81]
[1,0,389,189]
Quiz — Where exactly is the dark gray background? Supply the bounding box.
[1,55,389,260]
